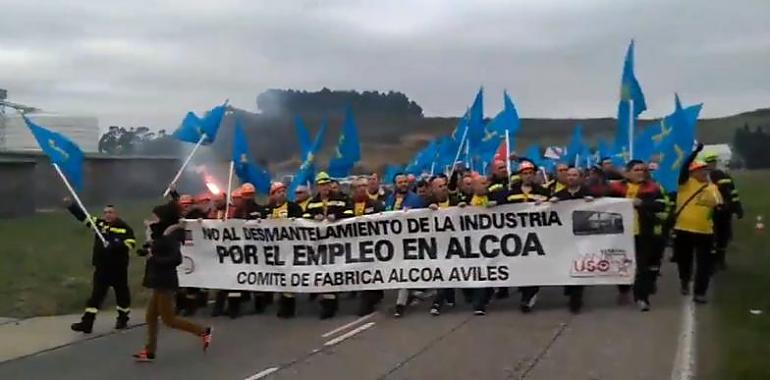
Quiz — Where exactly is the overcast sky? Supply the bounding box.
[2,0,769,130]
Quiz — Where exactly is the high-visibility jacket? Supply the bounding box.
[607,180,666,236]
[68,204,135,267]
[487,175,510,196]
[709,169,743,217]
[262,201,303,219]
[497,183,550,204]
[303,194,348,219]
[675,178,722,234]
[344,198,385,218]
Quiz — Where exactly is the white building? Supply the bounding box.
[0,112,100,153]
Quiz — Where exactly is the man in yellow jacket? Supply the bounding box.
[674,143,723,304]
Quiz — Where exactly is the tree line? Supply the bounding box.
[732,123,770,169]
[256,88,423,118]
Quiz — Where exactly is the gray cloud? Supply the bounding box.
[1,0,769,130]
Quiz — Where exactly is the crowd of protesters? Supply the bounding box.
[62,142,743,361]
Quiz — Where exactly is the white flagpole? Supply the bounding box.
[430,162,436,176]
[163,134,207,197]
[540,166,549,184]
[54,163,108,247]
[628,99,634,161]
[575,153,580,168]
[448,126,469,180]
[505,130,512,175]
[224,161,235,221]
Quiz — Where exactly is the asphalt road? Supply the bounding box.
[0,267,686,380]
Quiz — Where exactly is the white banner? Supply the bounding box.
[179,198,636,292]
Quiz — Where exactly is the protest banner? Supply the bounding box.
[179,198,635,292]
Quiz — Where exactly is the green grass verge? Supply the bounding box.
[710,169,770,379]
[0,200,159,318]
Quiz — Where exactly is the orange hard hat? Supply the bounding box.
[179,194,194,205]
[196,193,211,203]
[689,160,708,172]
[240,183,256,195]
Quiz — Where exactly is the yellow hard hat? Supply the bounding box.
[315,171,331,184]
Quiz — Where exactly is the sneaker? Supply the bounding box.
[133,349,155,362]
[201,327,213,352]
[429,306,441,316]
[393,305,404,318]
[446,302,455,308]
[693,295,708,304]
[680,281,691,296]
[473,308,486,316]
[637,300,651,312]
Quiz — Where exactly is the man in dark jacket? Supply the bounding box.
[704,152,744,270]
[65,199,136,333]
[607,160,667,311]
[388,173,427,318]
[304,172,349,319]
[550,167,596,313]
[425,175,465,316]
[494,161,551,313]
[344,177,386,316]
[262,182,304,318]
[133,203,212,362]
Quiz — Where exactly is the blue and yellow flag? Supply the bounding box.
[232,120,271,194]
[288,120,328,200]
[328,107,361,177]
[614,40,647,156]
[24,116,85,192]
[172,102,227,144]
[652,97,703,191]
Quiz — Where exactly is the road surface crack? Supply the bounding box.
[514,317,573,380]
[377,315,474,380]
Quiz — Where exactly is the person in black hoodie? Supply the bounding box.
[133,203,212,362]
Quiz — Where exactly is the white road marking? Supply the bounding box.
[321,313,374,338]
[670,297,697,380]
[244,366,279,380]
[323,322,376,347]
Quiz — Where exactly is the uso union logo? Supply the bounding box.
[570,249,632,278]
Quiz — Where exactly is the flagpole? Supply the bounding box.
[53,163,108,247]
[224,161,235,221]
[575,153,580,168]
[540,167,549,184]
[449,126,469,180]
[163,134,207,197]
[430,162,436,176]
[628,99,634,161]
[505,130,512,175]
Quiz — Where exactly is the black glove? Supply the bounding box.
[137,242,151,257]
[735,206,744,220]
